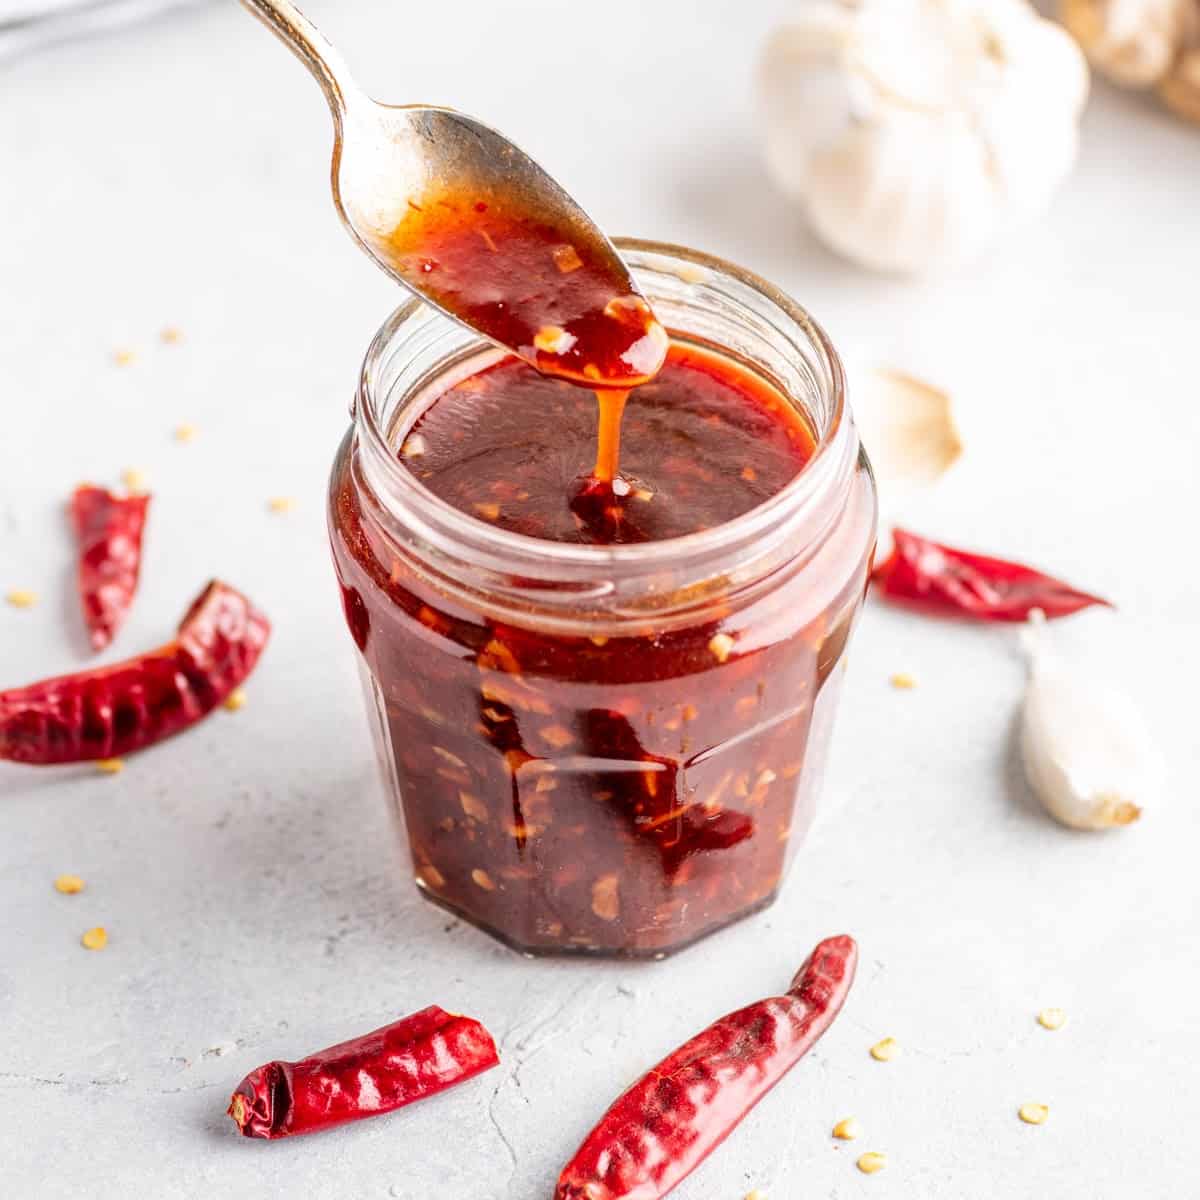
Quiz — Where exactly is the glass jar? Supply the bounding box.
[328,240,877,958]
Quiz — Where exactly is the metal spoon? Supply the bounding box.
[240,0,667,386]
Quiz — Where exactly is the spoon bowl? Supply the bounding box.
[241,0,667,385]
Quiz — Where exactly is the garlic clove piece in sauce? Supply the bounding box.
[1020,615,1165,831]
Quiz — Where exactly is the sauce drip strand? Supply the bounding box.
[401,344,816,545]
[592,388,627,484]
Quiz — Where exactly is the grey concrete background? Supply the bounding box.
[2,2,1198,1196]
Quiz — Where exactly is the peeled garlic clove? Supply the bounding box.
[853,368,963,499]
[1020,621,1164,831]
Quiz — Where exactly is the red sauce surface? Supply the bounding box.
[401,344,816,544]
[383,195,667,387]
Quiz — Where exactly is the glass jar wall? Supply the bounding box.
[328,241,877,957]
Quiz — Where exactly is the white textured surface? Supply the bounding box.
[2,3,1199,1197]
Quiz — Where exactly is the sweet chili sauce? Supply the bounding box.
[401,345,816,544]
[329,324,869,953]
[383,194,667,385]
[330,220,875,956]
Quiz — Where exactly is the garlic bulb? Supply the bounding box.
[758,0,1089,274]
[1062,0,1200,122]
[1020,618,1165,831]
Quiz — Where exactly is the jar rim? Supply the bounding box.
[355,237,852,586]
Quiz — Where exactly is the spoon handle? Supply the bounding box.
[240,0,360,121]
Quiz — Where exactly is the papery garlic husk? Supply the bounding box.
[758,0,1089,274]
[1020,621,1165,830]
[852,368,964,501]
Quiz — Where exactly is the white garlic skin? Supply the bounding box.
[1021,647,1164,831]
[849,366,963,498]
[758,0,1090,275]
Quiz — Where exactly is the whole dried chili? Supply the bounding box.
[873,527,1110,621]
[227,1006,500,1139]
[70,484,151,651]
[554,934,858,1200]
[0,580,269,764]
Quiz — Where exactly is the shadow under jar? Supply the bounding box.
[329,240,877,958]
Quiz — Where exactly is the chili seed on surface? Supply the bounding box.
[1018,1103,1049,1125]
[833,1116,861,1140]
[121,468,148,494]
[160,326,184,344]
[552,243,584,273]
[889,672,917,690]
[223,689,248,712]
[5,589,37,609]
[533,325,575,355]
[539,724,574,749]
[459,792,489,823]
[267,496,296,514]
[81,927,108,951]
[1038,1007,1066,1030]
[708,632,736,663]
[744,1191,769,1200]
[473,501,501,521]
[55,875,85,895]
[112,349,137,366]
[591,874,620,921]
[856,1152,887,1174]
[417,865,446,890]
[471,869,496,892]
[174,423,197,443]
[95,758,125,775]
[870,1037,899,1062]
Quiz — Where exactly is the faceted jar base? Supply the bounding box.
[413,874,782,960]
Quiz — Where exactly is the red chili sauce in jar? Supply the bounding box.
[402,347,814,544]
[330,234,874,957]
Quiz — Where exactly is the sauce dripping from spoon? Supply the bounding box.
[381,188,665,502]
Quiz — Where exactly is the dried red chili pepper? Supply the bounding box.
[0,580,269,764]
[70,484,151,651]
[555,934,858,1200]
[227,1006,500,1140]
[872,527,1110,621]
